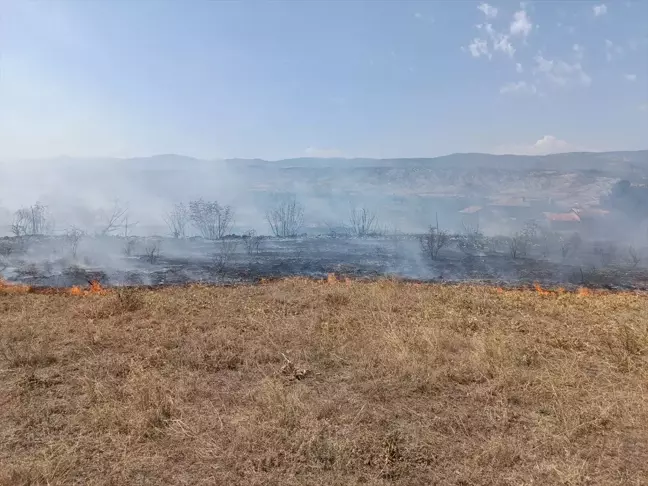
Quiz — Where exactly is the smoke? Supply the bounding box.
[1,151,648,288]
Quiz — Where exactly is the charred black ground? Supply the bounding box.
[2,232,648,290]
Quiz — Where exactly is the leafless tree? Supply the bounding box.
[11,202,50,236]
[123,237,138,257]
[243,230,263,255]
[99,201,129,236]
[420,216,449,260]
[457,222,486,255]
[349,207,380,237]
[143,240,161,264]
[594,242,617,267]
[213,239,239,272]
[627,246,641,268]
[559,232,582,260]
[163,202,190,238]
[122,216,139,238]
[0,241,13,258]
[508,232,529,259]
[266,197,304,238]
[189,199,234,239]
[65,226,85,259]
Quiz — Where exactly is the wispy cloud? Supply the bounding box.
[572,44,584,60]
[593,4,608,16]
[624,74,637,82]
[499,81,537,95]
[475,23,515,58]
[510,10,532,37]
[533,54,592,88]
[465,38,491,58]
[477,3,498,18]
[605,39,624,61]
[516,63,523,73]
[494,135,591,155]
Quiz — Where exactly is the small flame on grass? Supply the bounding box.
[577,287,591,296]
[68,281,106,296]
[327,273,337,284]
[69,286,83,296]
[89,280,104,294]
[0,279,31,294]
[534,282,551,296]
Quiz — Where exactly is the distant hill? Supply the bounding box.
[0,150,647,236]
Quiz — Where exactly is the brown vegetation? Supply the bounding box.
[1,278,647,485]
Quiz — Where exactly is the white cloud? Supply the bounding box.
[414,12,422,19]
[304,147,344,158]
[605,39,624,61]
[572,44,584,59]
[516,62,523,73]
[477,3,498,18]
[624,74,637,82]
[476,23,515,58]
[639,103,648,112]
[499,81,537,95]
[494,135,590,155]
[533,54,592,87]
[510,10,532,37]
[593,4,608,16]
[466,38,491,58]
[493,34,515,57]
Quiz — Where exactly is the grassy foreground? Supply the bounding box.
[1,278,647,485]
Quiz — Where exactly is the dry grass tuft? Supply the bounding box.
[1,279,647,485]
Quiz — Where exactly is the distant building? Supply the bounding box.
[458,205,482,228]
[543,210,581,231]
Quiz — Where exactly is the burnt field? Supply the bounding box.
[2,233,648,290]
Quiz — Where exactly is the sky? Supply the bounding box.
[0,0,647,160]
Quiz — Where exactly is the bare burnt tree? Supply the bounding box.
[349,207,380,237]
[11,202,50,236]
[163,202,190,238]
[189,199,234,239]
[243,230,263,255]
[213,239,239,272]
[143,240,161,264]
[123,237,138,257]
[99,201,129,236]
[560,232,582,260]
[457,222,486,255]
[627,246,641,268]
[420,215,449,261]
[0,241,13,258]
[594,242,617,267]
[508,232,529,259]
[65,226,85,259]
[122,216,139,238]
[266,197,304,238]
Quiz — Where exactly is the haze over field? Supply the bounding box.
[1,150,647,237]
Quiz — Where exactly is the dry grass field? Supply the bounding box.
[1,278,647,485]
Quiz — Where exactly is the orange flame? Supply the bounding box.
[496,287,504,294]
[327,273,337,284]
[0,279,31,294]
[89,280,103,294]
[577,287,591,296]
[534,282,551,296]
[69,286,83,296]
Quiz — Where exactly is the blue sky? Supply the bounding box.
[0,0,646,160]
